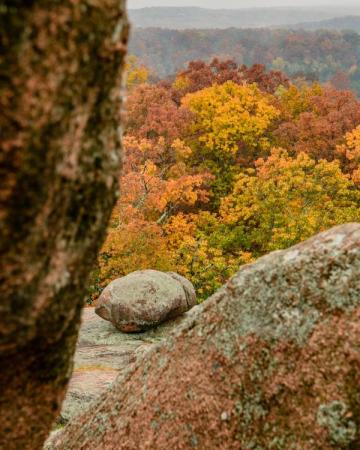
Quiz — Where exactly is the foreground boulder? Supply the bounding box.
[0,2,128,449]
[48,224,360,450]
[95,270,196,332]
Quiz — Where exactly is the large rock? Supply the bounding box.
[58,307,188,424]
[0,2,128,449]
[95,270,196,332]
[47,224,360,450]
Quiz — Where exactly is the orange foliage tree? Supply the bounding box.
[336,125,360,184]
[88,136,212,301]
[89,60,360,303]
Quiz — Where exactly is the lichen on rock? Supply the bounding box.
[317,401,357,447]
[46,224,360,450]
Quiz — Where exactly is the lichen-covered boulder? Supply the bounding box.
[47,224,360,450]
[95,270,196,332]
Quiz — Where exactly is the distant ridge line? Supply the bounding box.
[129,6,360,30]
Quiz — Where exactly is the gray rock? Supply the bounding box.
[95,270,196,332]
[57,307,188,426]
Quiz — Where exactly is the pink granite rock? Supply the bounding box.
[47,224,360,450]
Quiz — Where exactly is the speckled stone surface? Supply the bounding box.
[0,1,128,448]
[59,307,189,423]
[49,224,360,450]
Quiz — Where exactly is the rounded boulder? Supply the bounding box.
[95,270,196,332]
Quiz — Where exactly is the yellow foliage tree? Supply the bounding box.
[165,212,253,301]
[125,55,149,90]
[220,149,360,254]
[183,81,280,157]
[276,82,323,119]
[182,81,280,205]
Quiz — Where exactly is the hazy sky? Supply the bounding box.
[128,0,355,8]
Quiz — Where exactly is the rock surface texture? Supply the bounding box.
[59,307,187,423]
[0,2,128,449]
[95,270,196,332]
[47,224,360,450]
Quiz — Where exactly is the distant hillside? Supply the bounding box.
[129,28,360,94]
[291,15,360,32]
[129,6,360,30]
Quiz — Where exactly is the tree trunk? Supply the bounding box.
[0,1,128,448]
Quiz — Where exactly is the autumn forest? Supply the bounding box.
[3,2,360,449]
[89,58,360,302]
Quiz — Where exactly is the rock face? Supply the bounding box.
[95,270,196,332]
[59,307,188,424]
[0,2,128,449]
[46,224,360,450]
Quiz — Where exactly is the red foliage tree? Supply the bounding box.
[126,84,192,142]
[274,87,360,161]
[171,59,289,103]
[240,63,290,93]
[330,71,352,91]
